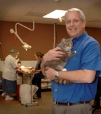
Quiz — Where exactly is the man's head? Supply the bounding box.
[65,8,86,38]
[10,49,19,58]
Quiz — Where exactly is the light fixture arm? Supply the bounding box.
[58,17,65,22]
[15,21,35,33]
[10,21,35,50]
[10,29,26,45]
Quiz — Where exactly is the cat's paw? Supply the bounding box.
[74,51,76,53]
[62,68,67,71]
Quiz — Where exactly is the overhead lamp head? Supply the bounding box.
[10,28,32,51]
[22,44,32,51]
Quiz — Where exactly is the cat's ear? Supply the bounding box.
[62,38,66,40]
[61,38,66,42]
[62,38,67,44]
[61,38,65,41]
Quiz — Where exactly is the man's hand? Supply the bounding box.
[45,68,56,80]
[43,47,65,62]
[41,47,65,76]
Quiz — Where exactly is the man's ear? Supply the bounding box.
[83,21,86,27]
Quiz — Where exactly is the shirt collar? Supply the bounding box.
[72,32,87,44]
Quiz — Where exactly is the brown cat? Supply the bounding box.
[44,38,76,85]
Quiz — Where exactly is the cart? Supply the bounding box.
[17,71,39,107]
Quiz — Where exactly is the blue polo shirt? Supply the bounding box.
[51,32,101,103]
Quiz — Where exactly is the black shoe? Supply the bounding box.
[33,96,41,99]
[92,105,101,109]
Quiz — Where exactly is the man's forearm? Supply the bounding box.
[58,70,96,83]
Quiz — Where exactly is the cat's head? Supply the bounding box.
[59,38,73,51]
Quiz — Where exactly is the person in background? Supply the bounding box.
[41,8,101,114]
[32,52,44,99]
[1,49,26,100]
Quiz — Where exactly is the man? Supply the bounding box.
[2,49,26,100]
[41,8,101,114]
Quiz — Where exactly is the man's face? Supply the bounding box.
[65,11,86,38]
[14,54,19,59]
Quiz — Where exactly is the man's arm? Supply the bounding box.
[45,68,96,83]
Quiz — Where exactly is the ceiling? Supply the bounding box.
[0,0,101,28]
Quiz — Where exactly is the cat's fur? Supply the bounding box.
[44,38,76,85]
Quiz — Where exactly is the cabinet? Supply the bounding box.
[41,78,51,90]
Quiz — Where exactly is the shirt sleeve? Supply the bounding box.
[81,40,101,72]
[10,58,18,68]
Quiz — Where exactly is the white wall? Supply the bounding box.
[0,60,4,71]
[21,61,37,67]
